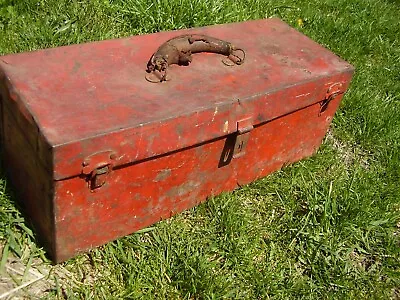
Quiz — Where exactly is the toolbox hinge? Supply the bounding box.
[81,150,117,191]
[233,117,254,159]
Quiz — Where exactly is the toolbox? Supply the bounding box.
[0,18,354,262]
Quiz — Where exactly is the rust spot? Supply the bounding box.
[132,193,142,201]
[256,113,264,123]
[263,44,280,55]
[280,56,289,64]
[165,180,201,197]
[146,131,160,152]
[154,169,172,182]
[72,61,82,74]
[176,123,184,136]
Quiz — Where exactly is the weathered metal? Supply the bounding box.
[145,34,245,82]
[0,18,354,262]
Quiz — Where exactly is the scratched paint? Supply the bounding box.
[0,18,354,262]
[50,96,347,262]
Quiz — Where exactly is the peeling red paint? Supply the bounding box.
[0,18,354,262]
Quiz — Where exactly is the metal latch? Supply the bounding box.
[320,83,343,115]
[89,165,110,190]
[82,150,116,191]
[233,117,253,158]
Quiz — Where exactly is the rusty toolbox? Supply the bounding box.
[0,18,354,262]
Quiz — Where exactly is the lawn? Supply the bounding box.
[0,0,399,298]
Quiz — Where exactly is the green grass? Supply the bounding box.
[0,0,399,298]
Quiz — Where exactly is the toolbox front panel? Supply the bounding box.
[51,72,352,181]
[52,95,342,262]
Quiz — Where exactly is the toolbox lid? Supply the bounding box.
[0,18,353,180]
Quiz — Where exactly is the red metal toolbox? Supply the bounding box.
[0,18,354,262]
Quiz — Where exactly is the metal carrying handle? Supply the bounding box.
[145,34,246,83]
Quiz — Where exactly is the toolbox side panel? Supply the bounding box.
[53,95,342,262]
[1,103,55,255]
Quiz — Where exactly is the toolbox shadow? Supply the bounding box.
[0,154,53,262]
[218,134,235,168]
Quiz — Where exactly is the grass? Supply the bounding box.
[0,0,399,298]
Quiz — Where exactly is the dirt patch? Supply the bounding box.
[325,129,371,169]
[0,243,75,299]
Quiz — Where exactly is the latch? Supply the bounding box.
[233,117,253,158]
[320,83,343,115]
[82,150,117,191]
[89,165,110,190]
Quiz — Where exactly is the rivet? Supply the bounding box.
[82,160,89,166]
[110,153,117,160]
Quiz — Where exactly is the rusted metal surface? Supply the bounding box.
[0,18,354,262]
[320,82,344,114]
[145,34,245,82]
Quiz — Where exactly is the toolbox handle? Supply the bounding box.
[145,34,245,83]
